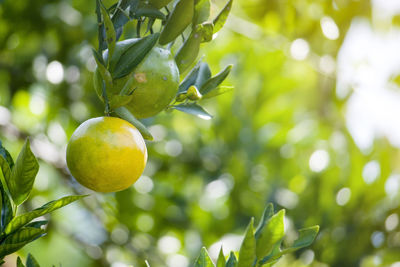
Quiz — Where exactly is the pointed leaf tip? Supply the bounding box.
[225,251,237,267]
[255,203,274,239]
[8,139,39,206]
[216,247,226,267]
[26,253,41,267]
[256,209,285,259]
[238,217,256,267]
[159,0,194,45]
[291,225,319,249]
[114,107,154,140]
[5,195,86,235]
[213,0,233,33]
[173,103,213,120]
[17,257,26,267]
[194,247,214,267]
[200,64,232,96]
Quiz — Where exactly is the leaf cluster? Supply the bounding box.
[171,61,233,120]
[0,140,85,262]
[148,203,319,267]
[93,0,234,139]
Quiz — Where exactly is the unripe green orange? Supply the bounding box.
[112,47,179,118]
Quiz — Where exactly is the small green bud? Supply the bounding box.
[187,85,202,100]
[176,92,188,102]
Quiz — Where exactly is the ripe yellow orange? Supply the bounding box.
[66,117,147,192]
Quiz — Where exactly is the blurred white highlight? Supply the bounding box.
[290,39,310,60]
[385,213,399,231]
[158,236,181,254]
[209,234,242,260]
[362,161,380,184]
[320,16,339,40]
[166,254,189,267]
[336,187,351,206]
[337,19,400,151]
[309,149,330,172]
[46,61,64,84]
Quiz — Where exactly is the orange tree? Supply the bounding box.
[0,0,321,266]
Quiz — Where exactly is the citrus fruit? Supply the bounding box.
[112,46,179,119]
[66,117,147,192]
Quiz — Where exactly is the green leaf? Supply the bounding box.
[146,18,156,34]
[258,240,282,265]
[26,254,41,267]
[93,68,105,101]
[17,257,26,267]
[199,64,232,95]
[114,107,154,141]
[92,49,113,95]
[216,247,225,267]
[175,25,204,73]
[159,0,194,45]
[0,243,29,258]
[178,62,201,93]
[0,156,11,185]
[135,7,166,20]
[100,1,116,64]
[109,95,134,110]
[213,0,233,33]
[119,73,138,97]
[256,209,285,259]
[0,182,13,232]
[225,252,237,267]
[237,218,256,267]
[92,47,106,66]
[260,260,279,267]
[194,247,215,267]
[148,0,173,9]
[202,86,233,99]
[173,103,212,120]
[0,140,14,169]
[111,33,159,79]
[280,226,319,255]
[0,228,45,258]
[8,139,39,206]
[105,38,139,70]
[260,225,319,266]
[109,74,136,109]
[25,220,48,229]
[193,0,210,26]
[194,62,211,89]
[4,195,85,235]
[291,226,319,248]
[112,0,139,30]
[3,227,46,244]
[255,203,274,239]
[107,2,118,13]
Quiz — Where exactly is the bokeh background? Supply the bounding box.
[1,0,400,266]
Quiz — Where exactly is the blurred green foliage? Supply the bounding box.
[2,0,400,267]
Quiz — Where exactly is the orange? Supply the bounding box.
[66,117,147,192]
[112,47,179,118]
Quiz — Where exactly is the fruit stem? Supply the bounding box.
[95,0,104,54]
[102,83,111,116]
[137,18,142,38]
[95,0,111,116]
